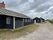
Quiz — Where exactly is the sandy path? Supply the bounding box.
[10,22,53,40]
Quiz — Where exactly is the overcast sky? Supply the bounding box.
[0,0,53,19]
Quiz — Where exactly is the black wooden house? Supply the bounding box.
[40,17,45,22]
[33,17,41,23]
[33,17,45,23]
[0,8,34,30]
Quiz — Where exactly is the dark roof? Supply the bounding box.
[0,8,29,18]
[40,17,45,20]
[33,17,40,20]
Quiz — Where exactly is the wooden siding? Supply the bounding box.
[15,18,34,28]
[15,17,23,28]
[0,15,6,29]
[0,15,34,29]
[0,15,13,29]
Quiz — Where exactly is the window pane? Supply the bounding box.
[6,17,10,24]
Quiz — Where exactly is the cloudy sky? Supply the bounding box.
[0,0,53,19]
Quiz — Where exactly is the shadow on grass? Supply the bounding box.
[0,24,38,39]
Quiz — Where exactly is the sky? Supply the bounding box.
[0,0,53,19]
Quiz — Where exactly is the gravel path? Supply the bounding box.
[10,22,53,40]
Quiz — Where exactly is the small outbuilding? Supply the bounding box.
[33,17,41,23]
[33,17,45,23]
[0,8,34,30]
[40,17,45,22]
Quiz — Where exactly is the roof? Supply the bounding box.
[0,8,29,18]
[33,17,40,20]
[40,18,45,20]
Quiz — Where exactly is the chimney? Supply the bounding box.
[0,1,5,9]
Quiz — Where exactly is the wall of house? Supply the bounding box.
[0,15,6,29]
[24,18,28,26]
[24,18,34,26]
[15,18,34,28]
[15,17,23,28]
[0,15,13,29]
[0,15,34,29]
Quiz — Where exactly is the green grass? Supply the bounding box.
[0,24,38,39]
[48,20,53,24]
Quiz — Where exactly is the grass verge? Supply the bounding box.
[48,20,53,24]
[0,24,38,39]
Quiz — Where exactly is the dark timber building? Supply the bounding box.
[33,17,45,23]
[33,17,41,23]
[0,8,34,30]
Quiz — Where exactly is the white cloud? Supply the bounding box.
[0,0,53,19]
[28,0,34,3]
[0,0,3,2]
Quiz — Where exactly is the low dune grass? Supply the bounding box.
[0,24,38,39]
[48,20,53,24]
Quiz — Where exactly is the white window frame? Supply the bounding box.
[6,17,10,24]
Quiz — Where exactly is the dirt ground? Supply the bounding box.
[1,22,53,40]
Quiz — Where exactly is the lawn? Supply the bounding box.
[0,24,38,39]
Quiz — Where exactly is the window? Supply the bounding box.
[25,19,27,22]
[28,19,31,22]
[6,17,10,24]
